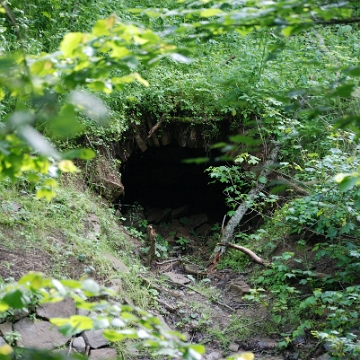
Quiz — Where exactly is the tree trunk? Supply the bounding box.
[208,145,280,270]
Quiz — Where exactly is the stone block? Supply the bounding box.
[84,329,109,349]
[73,336,86,353]
[0,322,13,337]
[14,318,71,350]
[36,297,76,320]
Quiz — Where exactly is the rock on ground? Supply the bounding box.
[36,297,76,320]
[89,347,117,359]
[163,272,191,285]
[204,351,223,360]
[72,336,86,353]
[0,322,13,337]
[14,318,71,350]
[83,329,109,349]
[104,253,130,273]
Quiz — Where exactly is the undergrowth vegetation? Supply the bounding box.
[0,0,360,359]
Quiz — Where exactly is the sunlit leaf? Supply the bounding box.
[44,178,58,187]
[110,45,131,58]
[103,329,126,342]
[60,32,84,57]
[0,344,13,355]
[92,19,111,36]
[60,279,81,289]
[58,160,78,173]
[200,9,223,17]
[36,188,56,201]
[188,344,205,354]
[18,273,45,289]
[49,318,69,327]
[121,312,138,321]
[69,315,94,331]
[0,302,9,312]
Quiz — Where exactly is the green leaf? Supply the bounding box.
[49,104,84,139]
[183,347,202,360]
[60,32,84,57]
[62,149,95,160]
[2,290,29,309]
[18,273,45,289]
[110,45,131,58]
[121,312,138,321]
[49,318,70,327]
[200,9,223,17]
[228,135,262,146]
[187,344,205,354]
[36,188,56,201]
[338,175,358,192]
[258,176,267,184]
[332,84,355,98]
[346,66,360,77]
[354,198,360,210]
[26,173,40,183]
[60,279,81,289]
[69,315,94,331]
[0,302,9,312]
[44,178,58,188]
[281,26,295,37]
[103,329,126,342]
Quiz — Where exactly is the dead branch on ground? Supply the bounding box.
[217,243,272,267]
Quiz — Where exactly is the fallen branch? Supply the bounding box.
[208,144,280,271]
[217,243,272,267]
[148,113,166,138]
[155,258,180,266]
[276,176,309,196]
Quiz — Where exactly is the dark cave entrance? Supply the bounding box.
[120,145,228,223]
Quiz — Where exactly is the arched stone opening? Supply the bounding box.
[120,144,228,225]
